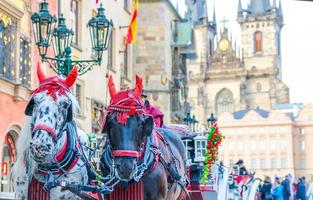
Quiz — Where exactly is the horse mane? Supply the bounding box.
[12,90,80,182]
[12,116,36,181]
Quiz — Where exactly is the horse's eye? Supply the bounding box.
[61,101,70,109]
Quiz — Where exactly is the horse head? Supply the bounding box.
[102,75,154,181]
[25,63,78,163]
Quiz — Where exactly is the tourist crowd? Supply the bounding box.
[258,174,313,200]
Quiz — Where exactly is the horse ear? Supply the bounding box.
[37,62,46,83]
[108,75,117,98]
[25,98,35,116]
[133,75,143,98]
[64,66,78,88]
[143,115,154,136]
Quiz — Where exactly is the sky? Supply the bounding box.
[171,0,313,104]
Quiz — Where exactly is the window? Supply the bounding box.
[216,88,234,115]
[228,141,234,151]
[299,158,306,169]
[195,140,206,161]
[270,140,276,151]
[76,84,82,106]
[260,158,266,169]
[107,29,114,70]
[250,159,257,169]
[0,19,17,82]
[250,141,257,151]
[73,81,84,115]
[70,0,79,45]
[123,45,130,78]
[238,142,244,151]
[91,100,105,133]
[197,87,204,105]
[256,83,262,92]
[271,158,277,168]
[281,158,287,168]
[19,37,31,87]
[300,141,305,151]
[260,141,266,151]
[299,128,304,135]
[280,140,287,151]
[254,31,262,53]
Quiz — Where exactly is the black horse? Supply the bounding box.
[100,76,188,200]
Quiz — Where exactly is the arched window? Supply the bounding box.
[1,130,19,192]
[254,31,263,53]
[216,88,234,115]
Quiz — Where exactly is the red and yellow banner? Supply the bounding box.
[125,0,139,44]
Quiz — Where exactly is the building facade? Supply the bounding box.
[0,0,43,192]
[133,0,190,123]
[187,0,289,127]
[58,0,133,134]
[219,104,313,180]
[0,0,134,191]
[219,108,295,179]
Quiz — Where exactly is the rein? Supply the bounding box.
[37,121,78,175]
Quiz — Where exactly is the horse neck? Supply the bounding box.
[54,129,68,158]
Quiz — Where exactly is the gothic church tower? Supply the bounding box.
[186,0,217,124]
[237,0,289,110]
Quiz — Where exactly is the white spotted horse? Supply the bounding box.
[13,63,92,200]
[100,76,189,200]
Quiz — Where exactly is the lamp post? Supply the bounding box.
[31,0,113,76]
[191,115,198,132]
[183,113,193,126]
[207,113,217,127]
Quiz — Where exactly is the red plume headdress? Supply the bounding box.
[32,62,78,100]
[102,75,145,125]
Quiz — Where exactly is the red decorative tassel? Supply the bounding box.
[109,181,143,200]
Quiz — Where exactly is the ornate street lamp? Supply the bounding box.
[88,5,113,62]
[183,113,193,126]
[31,0,57,57]
[191,115,198,131]
[207,113,217,127]
[31,1,113,76]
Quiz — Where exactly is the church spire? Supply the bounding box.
[278,0,283,17]
[248,0,271,15]
[238,0,244,15]
[213,5,217,25]
[272,0,277,9]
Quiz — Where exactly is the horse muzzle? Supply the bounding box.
[114,157,138,181]
[30,129,54,162]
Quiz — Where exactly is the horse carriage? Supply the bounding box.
[175,126,229,200]
[12,66,193,200]
[227,165,261,200]
[9,59,245,200]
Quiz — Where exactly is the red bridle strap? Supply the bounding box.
[33,125,57,141]
[112,150,139,158]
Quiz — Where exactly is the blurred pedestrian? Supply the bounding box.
[260,176,273,200]
[281,175,291,200]
[272,177,284,200]
[296,177,307,200]
[235,159,248,175]
[307,174,313,200]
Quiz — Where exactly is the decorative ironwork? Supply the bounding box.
[19,37,31,87]
[0,20,16,82]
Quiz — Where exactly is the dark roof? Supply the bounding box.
[233,108,270,119]
[248,0,271,15]
[165,0,182,20]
